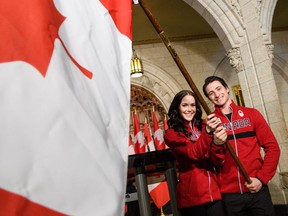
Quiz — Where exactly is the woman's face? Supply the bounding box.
[179,95,196,122]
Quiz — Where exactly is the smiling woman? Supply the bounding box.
[164,89,227,216]
[179,94,196,122]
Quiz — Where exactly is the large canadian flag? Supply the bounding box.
[0,0,131,215]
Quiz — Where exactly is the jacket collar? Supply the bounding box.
[214,100,237,116]
[184,120,199,133]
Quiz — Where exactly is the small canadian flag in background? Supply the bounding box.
[152,111,166,150]
[133,111,146,154]
[148,181,170,209]
[143,117,155,152]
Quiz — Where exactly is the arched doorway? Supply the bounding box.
[130,85,167,133]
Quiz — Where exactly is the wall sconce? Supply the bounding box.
[130,49,143,78]
[232,85,245,107]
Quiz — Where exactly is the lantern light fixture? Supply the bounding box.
[130,49,143,78]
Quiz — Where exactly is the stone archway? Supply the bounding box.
[130,85,167,132]
[131,59,182,111]
[272,54,288,129]
[183,0,245,50]
[130,59,182,132]
[183,0,277,48]
[259,0,278,43]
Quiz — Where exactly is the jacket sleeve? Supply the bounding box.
[202,119,226,165]
[209,143,226,166]
[164,128,213,160]
[253,109,280,184]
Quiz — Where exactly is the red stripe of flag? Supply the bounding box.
[0,188,67,216]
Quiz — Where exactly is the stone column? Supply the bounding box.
[227,0,288,204]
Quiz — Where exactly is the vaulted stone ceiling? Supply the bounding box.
[132,0,288,45]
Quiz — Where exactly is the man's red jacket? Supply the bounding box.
[213,100,280,194]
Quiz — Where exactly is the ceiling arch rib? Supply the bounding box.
[184,0,245,50]
[259,0,278,43]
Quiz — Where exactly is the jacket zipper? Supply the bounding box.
[223,107,243,194]
[189,122,199,139]
[207,171,213,202]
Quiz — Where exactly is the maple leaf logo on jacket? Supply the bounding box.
[238,110,244,117]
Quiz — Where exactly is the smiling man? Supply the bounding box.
[202,76,280,216]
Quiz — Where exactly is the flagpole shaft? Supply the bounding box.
[138,0,251,184]
[138,0,210,115]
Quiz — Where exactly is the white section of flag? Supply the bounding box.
[0,0,131,215]
[134,129,146,153]
[128,135,135,155]
[135,132,145,148]
[147,138,156,152]
[154,129,165,146]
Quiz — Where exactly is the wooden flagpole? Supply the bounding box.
[138,0,251,184]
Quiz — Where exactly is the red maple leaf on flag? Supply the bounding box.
[0,0,92,78]
[100,0,132,40]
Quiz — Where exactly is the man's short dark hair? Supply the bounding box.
[202,76,228,97]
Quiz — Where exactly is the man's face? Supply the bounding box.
[205,80,230,107]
